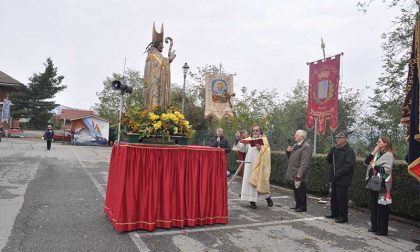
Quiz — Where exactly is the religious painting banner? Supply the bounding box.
[1,98,11,123]
[204,73,234,119]
[402,20,420,182]
[306,54,341,135]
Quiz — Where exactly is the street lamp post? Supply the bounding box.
[181,62,189,114]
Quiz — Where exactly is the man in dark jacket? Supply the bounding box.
[208,128,231,154]
[285,130,312,212]
[43,125,54,150]
[326,130,356,223]
[209,128,231,176]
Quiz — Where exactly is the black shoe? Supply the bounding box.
[335,218,348,223]
[266,197,273,207]
[375,232,387,236]
[325,214,338,219]
[290,206,298,210]
[368,227,376,233]
[295,208,307,212]
[250,201,257,209]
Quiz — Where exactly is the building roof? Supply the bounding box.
[69,114,110,123]
[0,71,24,87]
[60,109,94,120]
[51,105,73,116]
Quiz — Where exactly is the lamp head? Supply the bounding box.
[182,62,189,75]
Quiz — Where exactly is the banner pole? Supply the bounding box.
[313,118,318,154]
[62,117,66,145]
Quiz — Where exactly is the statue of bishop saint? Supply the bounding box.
[143,22,176,111]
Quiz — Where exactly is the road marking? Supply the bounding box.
[135,216,325,238]
[130,233,151,252]
[0,161,40,251]
[72,148,105,198]
[269,196,290,199]
[72,148,150,252]
[228,196,290,201]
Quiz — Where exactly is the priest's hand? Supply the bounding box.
[169,50,176,63]
[255,143,261,151]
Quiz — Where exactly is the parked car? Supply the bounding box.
[8,128,24,138]
[52,131,72,142]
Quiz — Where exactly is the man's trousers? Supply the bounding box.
[331,183,349,220]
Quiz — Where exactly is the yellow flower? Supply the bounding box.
[153,121,162,130]
[149,113,160,121]
[174,111,184,119]
[169,114,178,123]
[161,113,169,121]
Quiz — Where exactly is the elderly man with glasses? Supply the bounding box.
[233,125,272,209]
[285,130,312,212]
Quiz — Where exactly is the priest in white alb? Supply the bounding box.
[233,125,272,209]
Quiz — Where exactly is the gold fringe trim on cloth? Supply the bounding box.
[105,207,227,226]
[115,216,228,226]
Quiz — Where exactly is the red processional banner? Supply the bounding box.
[306,54,341,135]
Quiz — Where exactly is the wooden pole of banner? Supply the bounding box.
[313,118,318,154]
[313,38,326,155]
[332,52,344,146]
[62,117,66,145]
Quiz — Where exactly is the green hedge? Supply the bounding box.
[227,151,420,221]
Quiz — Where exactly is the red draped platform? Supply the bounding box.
[104,144,228,232]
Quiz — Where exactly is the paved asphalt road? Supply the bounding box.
[0,138,419,251]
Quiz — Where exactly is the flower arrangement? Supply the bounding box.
[122,106,194,139]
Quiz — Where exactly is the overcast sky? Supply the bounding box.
[1,0,400,110]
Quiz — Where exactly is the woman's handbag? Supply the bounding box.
[366,166,385,192]
[365,175,382,192]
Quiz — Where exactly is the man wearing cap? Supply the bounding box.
[43,125,54,150]
[325,130,356,223]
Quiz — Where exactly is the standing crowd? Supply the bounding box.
[208,126,395,237]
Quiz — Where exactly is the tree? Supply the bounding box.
[181,65,222,144]
[10,58,66,129]
[93,69,144,127]
[268,80,364,153]
[270,80,308,150]
[358,0,417,159]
